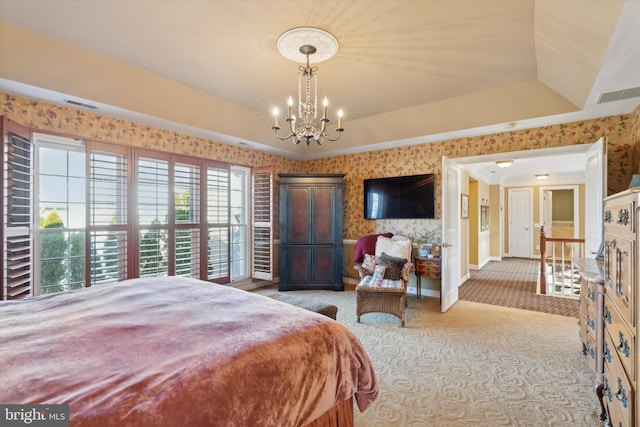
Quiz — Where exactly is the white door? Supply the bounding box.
[441,157,460,312]
[508,188,532,258]
[585,138,606,257]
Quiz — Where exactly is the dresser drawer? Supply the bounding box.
[584,333,597,372]
[603,351,634,427]
[586,279,599,309]
[603,235,635,327]
[604,297,636,382]
[603,198,635,234]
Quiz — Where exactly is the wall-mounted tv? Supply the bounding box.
[364,174,435,219]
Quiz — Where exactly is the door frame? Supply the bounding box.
[538,185,580,239]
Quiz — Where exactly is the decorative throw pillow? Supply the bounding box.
[361,253,378,275]
[372,264,386,280]
[375,236,412,260]
[379,252,407,280]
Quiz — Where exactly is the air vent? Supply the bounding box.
[596,86,640,104]
[64,99,98,109]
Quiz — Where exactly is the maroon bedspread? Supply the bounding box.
[0,277,378,426]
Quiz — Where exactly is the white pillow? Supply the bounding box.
[375,236,412,260]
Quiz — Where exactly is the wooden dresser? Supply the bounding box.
[575,257,605,420]
[601,189,638,427]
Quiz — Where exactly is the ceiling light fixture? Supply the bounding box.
[535,174,549,180]
[272,27,344,147]
[495,160,514,168]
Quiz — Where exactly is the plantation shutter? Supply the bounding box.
[252,167,273,280]
[206,165,230,282]
[174,159,201,278]
[137,154,170,278]
[1,118,33,300]
[88,141,129,285]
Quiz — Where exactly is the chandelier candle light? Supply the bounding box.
[272,27,344,147]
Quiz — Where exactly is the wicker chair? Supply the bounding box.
[354,235,413,327]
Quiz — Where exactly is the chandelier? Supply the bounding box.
[271,27,344,147]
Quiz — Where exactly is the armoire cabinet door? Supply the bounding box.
[288,186,311,244]
[313,186,336,244]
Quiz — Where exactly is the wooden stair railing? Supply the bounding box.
[539,225,585,296]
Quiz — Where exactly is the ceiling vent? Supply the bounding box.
[64,99,98,109]
[596,86,640,104]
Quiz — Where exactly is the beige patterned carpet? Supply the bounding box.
[255,286,601,427]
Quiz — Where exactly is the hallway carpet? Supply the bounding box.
[459,258,579,317]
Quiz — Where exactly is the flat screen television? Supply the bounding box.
[364,174,435,219]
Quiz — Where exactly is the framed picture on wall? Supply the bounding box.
[481,205,489,231]
[461,194,469,219]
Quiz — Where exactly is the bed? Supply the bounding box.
[0,277,378,426]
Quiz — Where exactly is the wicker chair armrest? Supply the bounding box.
[354,264,369,279]
[401,262,413,282]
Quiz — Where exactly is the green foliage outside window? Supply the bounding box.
[40,210,66,293]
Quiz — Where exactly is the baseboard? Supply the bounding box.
[406,285,440,299]
[235,280,275,291]
[343,276,359,285]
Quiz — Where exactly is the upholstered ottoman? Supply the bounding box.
[268,293,338,320]
[356,276,406,327]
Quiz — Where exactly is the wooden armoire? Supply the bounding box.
[278,174,344,291]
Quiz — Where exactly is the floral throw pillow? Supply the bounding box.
[372,264,387,280]
[361,253,378,275]
[379,252,407,280]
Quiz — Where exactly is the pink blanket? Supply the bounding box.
[0,277,377,426]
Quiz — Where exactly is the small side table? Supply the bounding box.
[414,256,441,299]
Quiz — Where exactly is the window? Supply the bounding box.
[35,135,86,294]
[1,122,271,298]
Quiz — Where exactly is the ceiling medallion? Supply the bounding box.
[271,27,344,147]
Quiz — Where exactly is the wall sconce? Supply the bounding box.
[495,160,513,168]
[535,174,549,180]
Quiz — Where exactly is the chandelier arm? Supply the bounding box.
[273,130,297,141]
[318,130,343,142]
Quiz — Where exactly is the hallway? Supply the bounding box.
[459,258,579,317]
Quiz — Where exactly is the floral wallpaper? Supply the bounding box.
[1,93,638,243]
[1,93,304,172]
[303,114,637,239]
[633,103,640,175]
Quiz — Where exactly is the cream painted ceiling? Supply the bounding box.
[0,0,639,165]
